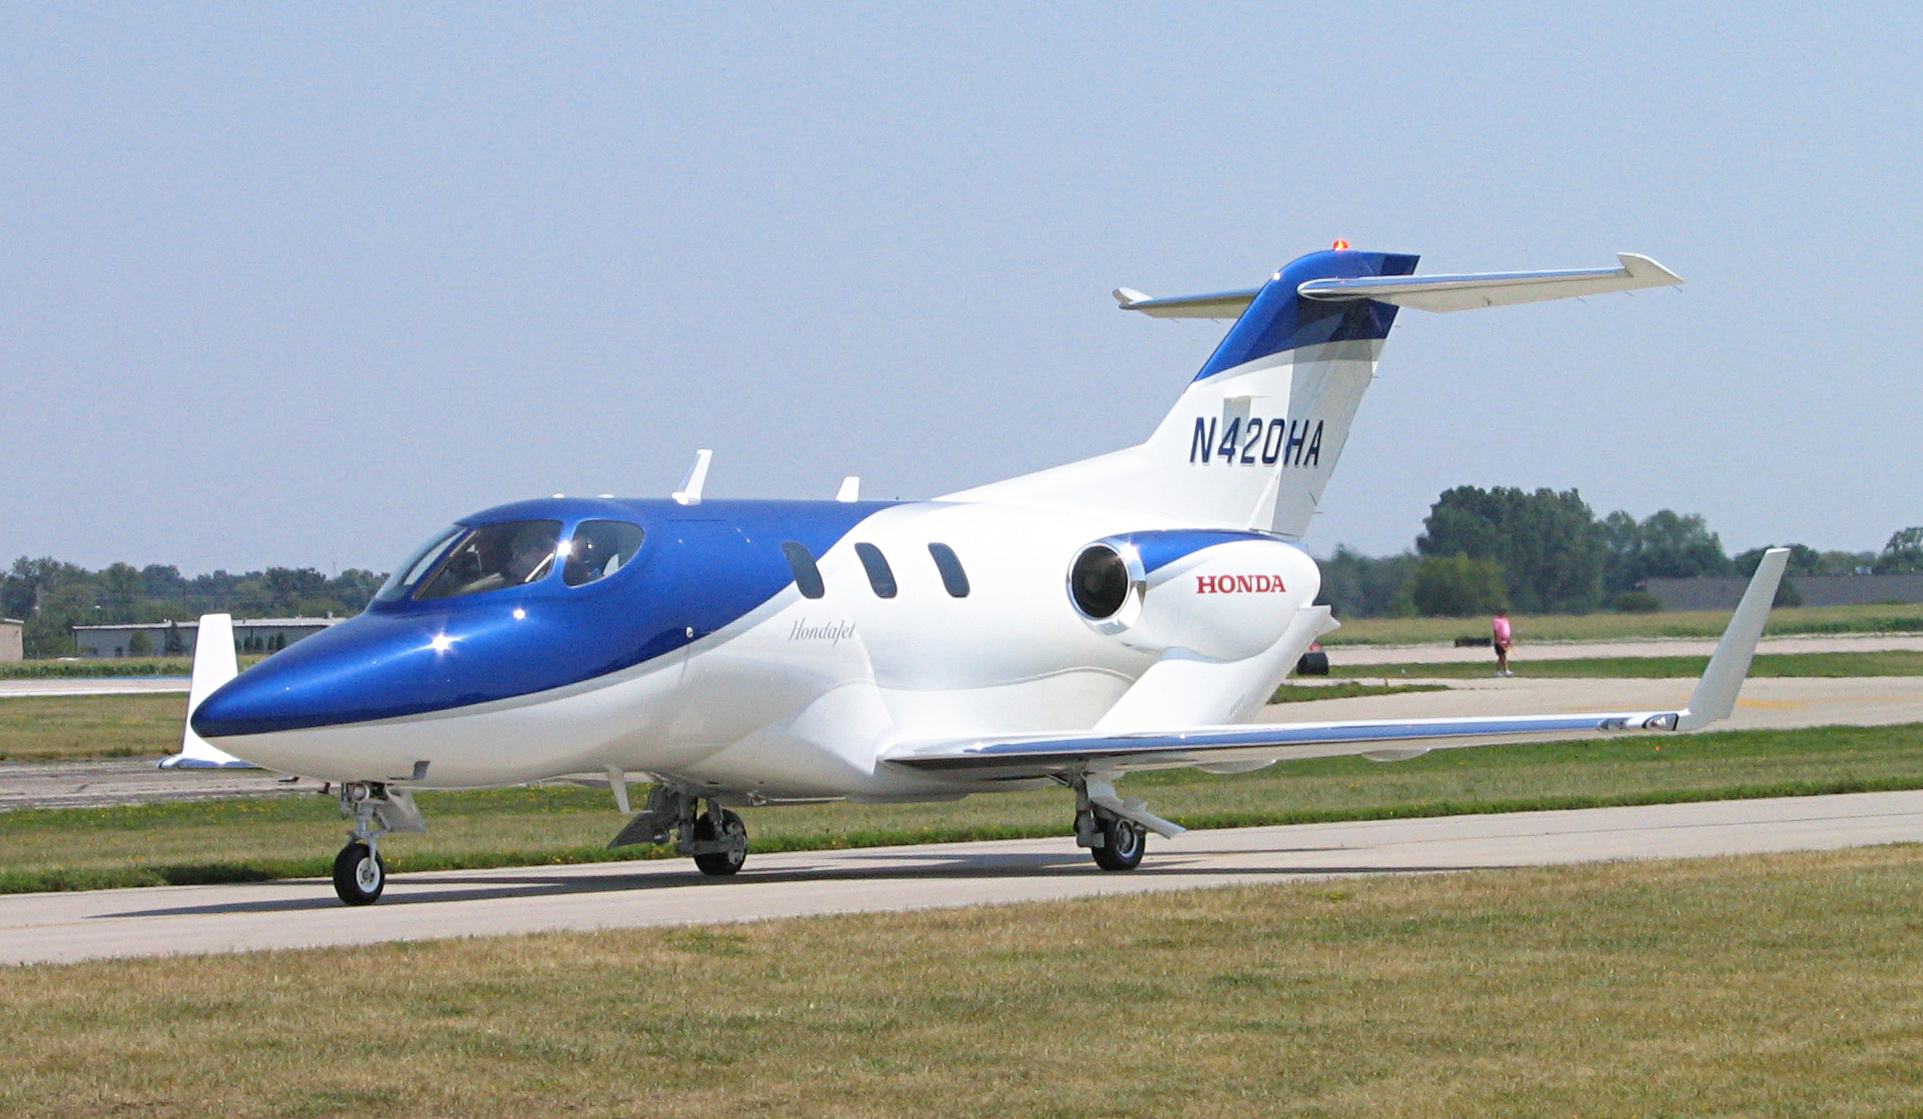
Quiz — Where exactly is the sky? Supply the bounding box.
[3,3,1919,576]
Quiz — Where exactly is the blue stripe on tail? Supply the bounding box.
[1194,249,1419,380]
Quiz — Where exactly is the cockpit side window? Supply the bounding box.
[413,520,564,600]
[563,521,646,587]
[374,526,465,603]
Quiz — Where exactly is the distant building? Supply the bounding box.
[0,619,22,662]
[1644,574,1923,612]
[71,616,343,659]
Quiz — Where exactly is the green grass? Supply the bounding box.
[1323,601,1923,646]
[5,846,1922,1117]
[1331,649,1923,680]
[5,723,1923,894]
[0,694,188,760]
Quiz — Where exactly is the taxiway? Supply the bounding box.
[1,790,1918,966]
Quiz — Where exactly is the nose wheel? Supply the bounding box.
[333,842,386,905]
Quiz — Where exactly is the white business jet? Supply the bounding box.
[165,244,1788,905]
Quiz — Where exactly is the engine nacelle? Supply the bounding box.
[1066,530,1319,661]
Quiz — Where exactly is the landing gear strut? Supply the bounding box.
[608,785,750,876]
[331,782,426,906]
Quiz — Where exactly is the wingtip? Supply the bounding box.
[1617,252,1684,287]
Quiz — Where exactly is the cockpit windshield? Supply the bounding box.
[371,520,566,603]
[415,520,564,600]
[374,517,645,604]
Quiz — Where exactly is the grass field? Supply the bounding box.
[1330,649,1923,680]
[1322,601,1923,645]
[0,694,186,760]
[6,723,1922,894]
[4,845,1920,1117]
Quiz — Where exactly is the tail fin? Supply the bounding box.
[950,249,1681,537]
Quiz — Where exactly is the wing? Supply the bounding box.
[884,549,1786,781]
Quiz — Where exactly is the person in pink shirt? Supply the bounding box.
[1492,610,1514,676]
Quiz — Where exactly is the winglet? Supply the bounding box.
[836,475,861,502]
[1676,548,1789,731]
[672,449,712,506]
[159,614,256,770]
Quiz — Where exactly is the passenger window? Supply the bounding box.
[782,541,825,599]
[414,520,563,600]
[854,543,897,598]
[564,521,646,587]
[928,543,970,597]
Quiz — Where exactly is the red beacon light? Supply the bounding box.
[1332,239,1350,250]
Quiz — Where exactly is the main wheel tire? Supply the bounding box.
[1090,816,1146,871]
[332,842,386,905]
[692,809,748,876]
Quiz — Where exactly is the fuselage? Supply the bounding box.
[191,495,1322,799]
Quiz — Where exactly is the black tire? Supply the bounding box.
[332,842,386,905]
[692,809,748,876]
[1090,816,1146,871]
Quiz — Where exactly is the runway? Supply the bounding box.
[3,789,1919,966]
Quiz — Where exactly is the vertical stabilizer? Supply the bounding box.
[947,249,1418,536]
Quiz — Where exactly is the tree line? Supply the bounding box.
[1318,485,1923,619]
[2,558,387,658]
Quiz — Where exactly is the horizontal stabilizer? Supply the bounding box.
[1297,253,1682,312]
[1113,286,1262,319]
[1115,253,1681,319]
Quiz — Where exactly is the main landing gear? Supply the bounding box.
[1070,774,1181,872]
[332,782,426,905]
[608,785,750,876]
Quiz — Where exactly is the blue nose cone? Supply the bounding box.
[191,612,486,737]
[194,600,608,736]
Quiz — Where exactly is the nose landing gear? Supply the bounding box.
[332,782,426,906]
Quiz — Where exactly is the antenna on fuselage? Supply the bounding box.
[672,449,712,505]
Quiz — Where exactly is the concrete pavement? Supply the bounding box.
[2,790,1919,966]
